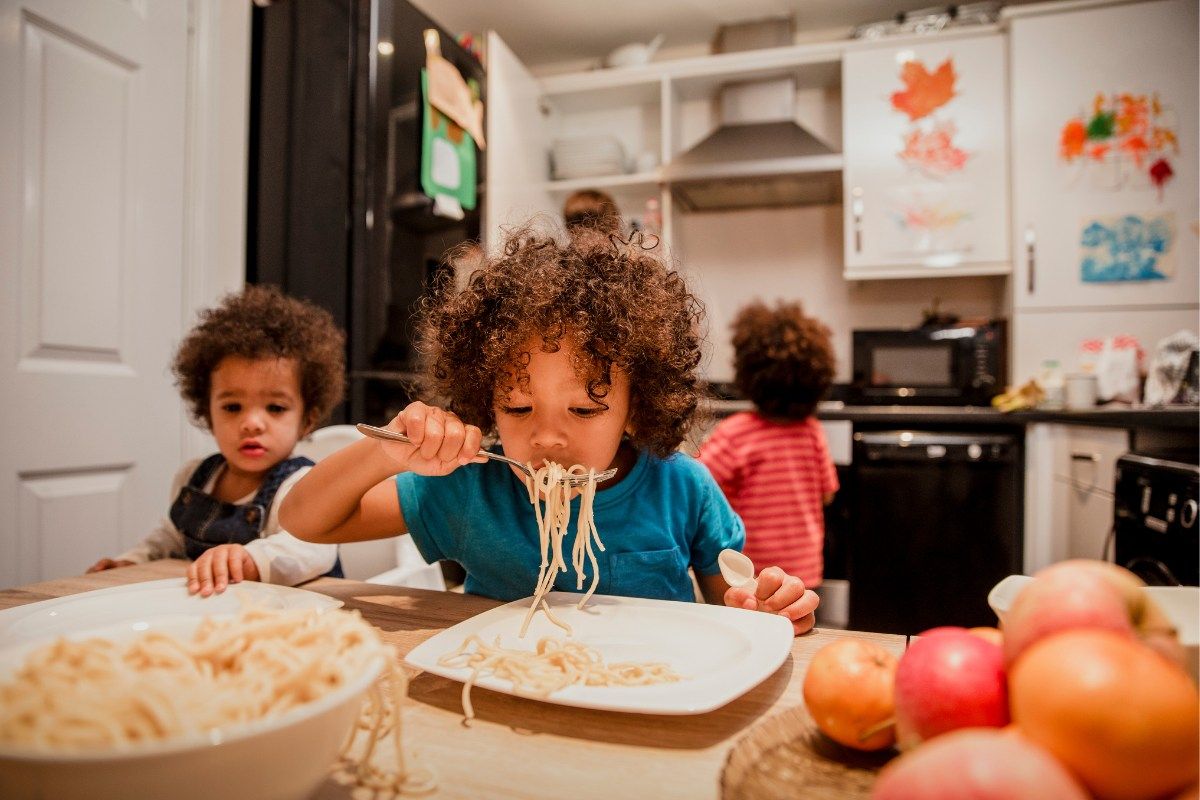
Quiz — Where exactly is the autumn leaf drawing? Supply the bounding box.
[891,59,957,121]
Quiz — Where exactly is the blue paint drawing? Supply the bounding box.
[1080,213,1175,283]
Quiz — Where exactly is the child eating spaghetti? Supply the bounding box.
[282,228,819,634]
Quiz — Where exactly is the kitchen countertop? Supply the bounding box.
[0,561,907,800]
[703,399,1199,430]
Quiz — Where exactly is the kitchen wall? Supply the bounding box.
[674,203,1007,382]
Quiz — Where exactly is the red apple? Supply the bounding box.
[1000,559,1178,667]
[872,729,1090,800]
[967,626,1003,647]
[894,629,1009,749]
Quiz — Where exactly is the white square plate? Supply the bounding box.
[0,578,342,647]
[405,591,794,715]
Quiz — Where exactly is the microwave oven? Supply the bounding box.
[849,321,1007,406]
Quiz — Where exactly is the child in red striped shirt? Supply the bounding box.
[698,301,838,588]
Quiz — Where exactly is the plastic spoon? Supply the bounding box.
[718,549,757,589]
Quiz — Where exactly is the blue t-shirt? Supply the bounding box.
[395,450,745,603]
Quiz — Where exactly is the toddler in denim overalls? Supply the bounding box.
[89,286,346,594]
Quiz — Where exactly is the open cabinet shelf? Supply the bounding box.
[542,171,663,195]
[484,31,847,254]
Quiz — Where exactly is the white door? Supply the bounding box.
[0,0,189,586]
[484,31,555,248]
[1011,0,1199,310]
[842,33,1010,278]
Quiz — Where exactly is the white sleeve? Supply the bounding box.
[243,466,339,586]
[115,461,195,563]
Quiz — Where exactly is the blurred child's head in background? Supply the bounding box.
[731,301,835,420]
[563,189,622,235]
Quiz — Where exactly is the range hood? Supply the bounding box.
[667,76,842,211]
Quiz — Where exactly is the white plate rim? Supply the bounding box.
[0,578,343,647]
[405,591,794,715]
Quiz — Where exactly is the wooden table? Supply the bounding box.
[0,562,907,800]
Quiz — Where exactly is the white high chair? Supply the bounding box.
[294,425,446,590]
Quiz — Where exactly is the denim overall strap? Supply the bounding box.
[249,456,315,509]
[186,453,227,490]
[248,457,343,578]
[169,454,342,578]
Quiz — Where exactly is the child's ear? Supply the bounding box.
[300,410,318,438]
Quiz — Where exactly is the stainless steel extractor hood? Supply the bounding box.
[667,76,841,210]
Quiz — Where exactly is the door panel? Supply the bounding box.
[19,467,129,582]
[0,0,188,586]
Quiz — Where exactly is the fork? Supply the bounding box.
[355,423,618,487]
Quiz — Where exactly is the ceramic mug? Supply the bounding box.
[1065,373,1098,410]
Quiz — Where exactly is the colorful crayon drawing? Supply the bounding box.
[1059,93,1179,198]
[894,198,971,233]
[891,58,970,178]
[891,59,957,121]
[898,120,970,176]
[1080,213,1175,283]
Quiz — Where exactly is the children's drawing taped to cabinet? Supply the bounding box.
[842,33,1009,279]
[1010,0,1198,311]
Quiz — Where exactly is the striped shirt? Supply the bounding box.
[698,412,838,587]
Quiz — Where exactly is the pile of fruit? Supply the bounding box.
[801,559,1198,800]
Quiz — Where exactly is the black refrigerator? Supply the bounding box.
[248,0,485,424]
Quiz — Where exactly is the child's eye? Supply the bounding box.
[267,404,288,414]
[500,405,532,416]
[570,406,604,418]
[221,403,241,413]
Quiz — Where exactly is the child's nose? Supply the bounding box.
[529,417,568,450]
[240,410,266,435]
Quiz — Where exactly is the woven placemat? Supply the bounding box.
[721,705,896,800]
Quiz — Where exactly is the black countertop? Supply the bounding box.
[702,399,1199,431]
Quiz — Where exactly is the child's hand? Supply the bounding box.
[86,558,135,573]
[188,544,260,596]
[724,566,820,636]
[378,401,487,476]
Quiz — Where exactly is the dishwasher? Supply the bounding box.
[848,430,1023,635]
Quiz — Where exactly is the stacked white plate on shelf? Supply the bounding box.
[551,135,627,180]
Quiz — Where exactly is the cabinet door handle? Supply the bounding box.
[1024,226,1036,294]
[851,188,864,254]
[1070,452,1099,462]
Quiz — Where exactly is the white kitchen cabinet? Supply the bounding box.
[842,33,1009,279]
[483,32,558,245]
[485,35,847,253]
[1024,423,1129,572]
[1010,0,1198,311]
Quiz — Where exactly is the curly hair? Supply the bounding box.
[173,285,345,429]
[731,300,835,420]
[418,227,704,457]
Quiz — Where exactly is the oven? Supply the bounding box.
[1114,454,1199,586]
[849,321,1006,406]
[846,429,1023,635]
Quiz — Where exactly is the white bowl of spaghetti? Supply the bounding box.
[0,606,404,800]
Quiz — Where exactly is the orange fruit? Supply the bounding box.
[1010,629,1199,800]
[802,638,897,751]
